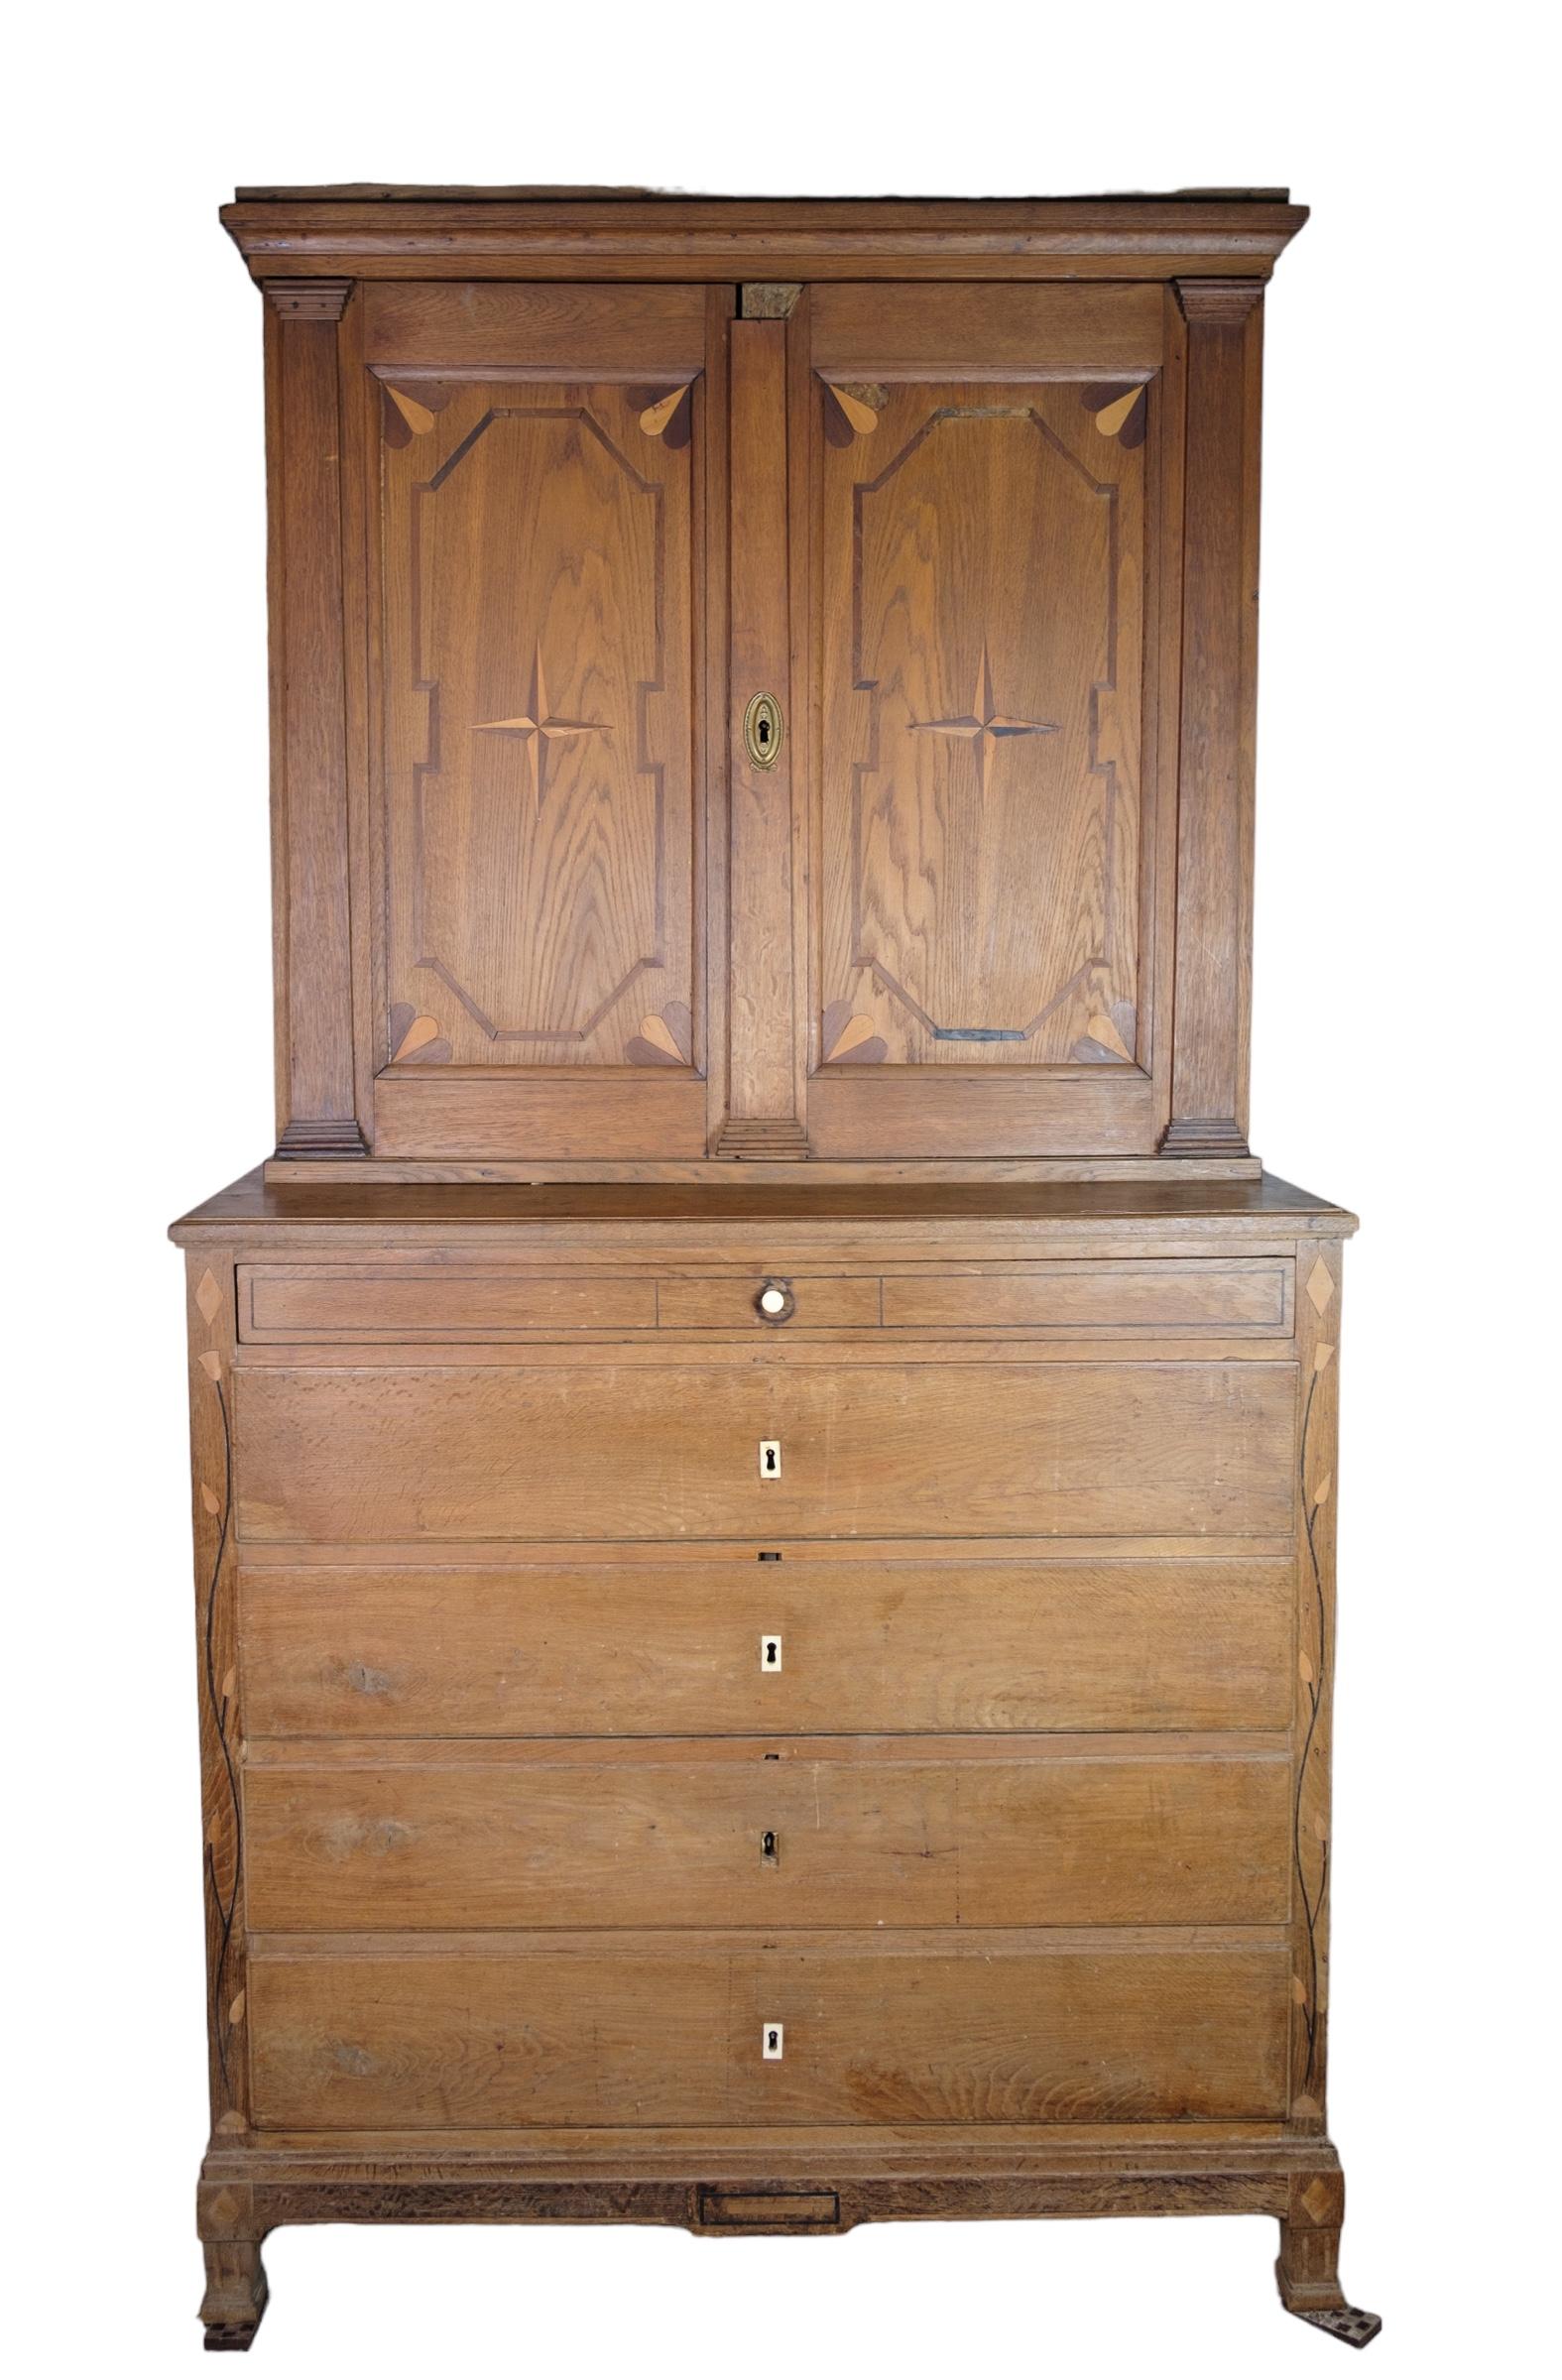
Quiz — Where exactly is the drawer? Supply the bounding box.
[240,1556,1295,1735]
[880,1259,1292,1334]
[655,1274,882,1331]
[234,1361,1297,1542]
[244,1738,1291,1931]
[239,1266,657,1340]
[235,1258,1293,1343]
[248,1930,1291,2127]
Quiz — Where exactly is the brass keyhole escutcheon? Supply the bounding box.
[744,691,783,772]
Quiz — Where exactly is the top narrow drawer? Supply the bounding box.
[236,1259,1293,1344]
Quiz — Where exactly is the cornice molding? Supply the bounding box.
[225,196,1308,288]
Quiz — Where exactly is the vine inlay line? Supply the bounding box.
[201,1370,240,2101]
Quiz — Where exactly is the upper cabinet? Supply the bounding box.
[229,194,1302,1176]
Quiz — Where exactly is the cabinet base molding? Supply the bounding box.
[198,2133,1374,2347]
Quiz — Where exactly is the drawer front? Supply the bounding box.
[655,1274,882,1331]
[241,1266,656,1340]
[244,1742,1290,1931]
[241,1557,1295,1735]
[880,1259,1291,1334]
[236,1257,1293,1343]
[248,1933,1291,2127]
[234,1362,1296,1542]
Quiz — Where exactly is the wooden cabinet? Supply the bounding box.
[173,190,1376,2351]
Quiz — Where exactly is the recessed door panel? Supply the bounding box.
[367,286,717,1158]
[805,287,1175,1158]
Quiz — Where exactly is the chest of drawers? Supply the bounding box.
[175,1170,1370,2345]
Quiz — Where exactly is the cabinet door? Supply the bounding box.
[360,285,725,1160]
[798,286,1179,1158]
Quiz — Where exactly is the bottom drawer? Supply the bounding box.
[249,1930,1290,2128]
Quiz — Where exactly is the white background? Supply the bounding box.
[7,6,1554,2373]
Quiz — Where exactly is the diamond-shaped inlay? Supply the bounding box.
[195,1268,222,1326]
[1305,1256,1336,1315]
[1299,2178,1338,2226]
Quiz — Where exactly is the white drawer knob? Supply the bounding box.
[757,1280,793,1321]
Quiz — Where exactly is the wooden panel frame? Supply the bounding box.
[1160,280,1265,1155]
[345,283,731,1163]
[803,284,1180,1161]
[712,298,808,1155]
[263,281,365,1157]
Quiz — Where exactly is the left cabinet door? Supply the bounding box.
[344,283,726,1162]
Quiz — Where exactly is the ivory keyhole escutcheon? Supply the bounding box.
[761,1633,782,1671]
[759,1439,781,1479]
[743,691,783,771]
[763,2023,784,2060]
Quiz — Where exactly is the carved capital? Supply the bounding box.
[1173,277,1265,327]
[741,283,801,320]
[262,278,353,320]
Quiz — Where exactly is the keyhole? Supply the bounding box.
[758,718,770,747]
[762,1828,778,1862]
[759,1439,781,1479]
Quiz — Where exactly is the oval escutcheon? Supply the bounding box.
[743,691,783,771]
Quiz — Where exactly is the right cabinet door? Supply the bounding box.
[802,284,1181,1159]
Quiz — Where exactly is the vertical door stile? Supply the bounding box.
[715,287,808,1156]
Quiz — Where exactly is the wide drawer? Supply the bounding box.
[240,1556,1295,1735]
[235,1257,1294,1343]
[244,1738,1290,1931]
[248,1930,1291,2127]
[234,1362,1296,1541]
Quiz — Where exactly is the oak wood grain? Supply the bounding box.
[247,1929,1291,2129]
[244,1736,1290,1931]
[233,1358,1296,1542]
[239,1555,1295,1738]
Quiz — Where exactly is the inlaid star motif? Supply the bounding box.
[472,643,608,810]
[909,645,1059,796]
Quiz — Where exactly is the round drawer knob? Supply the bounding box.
[757,1281,793,1322]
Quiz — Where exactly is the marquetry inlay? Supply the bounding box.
[472,643,610,811]
[626,1001,694,1067]
[822,380,885,441]
[1081,381,1148,448]
[909,644,1061,796]
[1305,1256,1336,1315]
[389,1006,451,1065]
[636,383,694,445]
[820,1003,887,1065]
